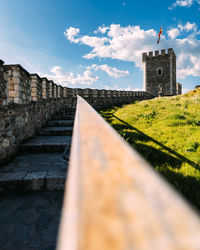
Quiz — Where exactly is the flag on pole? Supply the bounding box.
[157,26,162,44]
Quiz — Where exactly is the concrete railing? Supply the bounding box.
[57,95,200,250]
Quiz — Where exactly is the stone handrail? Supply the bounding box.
[57,95,200,250]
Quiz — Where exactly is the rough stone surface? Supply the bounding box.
[0,101,71,166]
[0,60,8,106]
[30,74,42,102]
[0,115,70,192]
[0,106,72,247]
[142,48,181,96]
[0,191,63,250]
[5,65,31,104]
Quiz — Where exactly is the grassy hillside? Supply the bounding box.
[100,88,200,210]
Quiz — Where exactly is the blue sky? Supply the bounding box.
[1,0,200,92]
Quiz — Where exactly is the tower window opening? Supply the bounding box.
[157,68,163,76]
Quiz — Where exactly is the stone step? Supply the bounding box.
[58,108,76,113]
[55,114,75,118]
[38,126,73,136]
[0,153,68,192]
[56,112,75,115]
[21,136,71,153]
[52,115,75,120]
[46,120,74,127]
[0,153,69,173]
[0,170,67,192]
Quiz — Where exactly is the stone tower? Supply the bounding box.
[142,48,178,96]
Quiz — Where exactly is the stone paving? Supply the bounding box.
[0,153,69,192]
[0,190,64,250]
[0,153,67,173]
[0,109,75,249]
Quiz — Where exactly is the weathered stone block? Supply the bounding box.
[41,78,49,99]
[13,70,20,77]
[9,90,20,97]
[57,85,63,98]
[5,64,31,104]
[2,139,10,148]
[0,61,8,106]
[30,74,42,102]
[14,84,21,91]
[14,97,22,104]
[53,84,58,98]
[49,81,54,98]
[63,88,67,98]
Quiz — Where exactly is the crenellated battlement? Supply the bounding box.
[0,59,153,108]
[0,58,153,165]
[142,48,175,62]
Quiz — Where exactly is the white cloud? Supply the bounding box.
[42,63,129,87]
[64,24,157,67]
[43,66,98,86]
[64,27,80,43]
[169,0,200,9]
[87,64,129,78]
[124,86,144,91]
[103,85,142,91]
[94,25,109,34]
[167,22,197,39]
[167,28,180,39]
[169,0,194,9]
[177,55,200,78]
[165,22,200,78]
[178,22,197,31]
[64,23,200,79]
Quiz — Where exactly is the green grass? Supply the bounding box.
[100,88,200,210]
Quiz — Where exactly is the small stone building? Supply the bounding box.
[142,48,182,96]
[176,82,182,95]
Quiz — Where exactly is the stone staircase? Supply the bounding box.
[0,108,75,192]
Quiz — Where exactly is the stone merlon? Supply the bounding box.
[142,48,175,62]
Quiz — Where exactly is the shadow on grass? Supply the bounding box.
[112,114,200,171]
[111,125,182,168]
[107,114,200,211]
[158,167,200,211]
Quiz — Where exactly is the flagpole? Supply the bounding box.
[157,25,163,52]
[161,35,162,50]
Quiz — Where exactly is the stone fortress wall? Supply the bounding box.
[0,59,152,165]
[142,48,182,97]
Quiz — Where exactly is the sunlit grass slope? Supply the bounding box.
[100,88,200,210]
